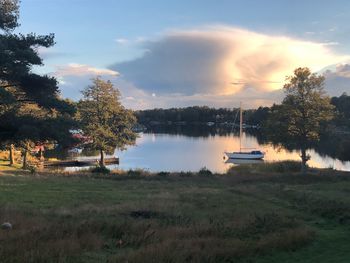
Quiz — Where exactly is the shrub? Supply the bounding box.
[126,169,150,176]
[198,167,213,176]
[90,166,110,174]
[157,171,170,177]
[28,165,37,175]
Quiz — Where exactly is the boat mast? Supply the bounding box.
[239,102,242,152]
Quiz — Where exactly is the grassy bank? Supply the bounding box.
[0,166,350,262]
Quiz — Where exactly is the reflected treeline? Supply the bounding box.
[255,129,350,162]
[145,124,242,138]
[145,123,265,138]
[45,124,350,162]
[315,134,350,162]
[145,124,350,162]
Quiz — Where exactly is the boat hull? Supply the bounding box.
[225,152,264,160]
[225,158,264,165]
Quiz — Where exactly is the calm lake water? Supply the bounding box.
[73,132,350,173]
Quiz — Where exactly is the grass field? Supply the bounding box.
[1,165,350,262]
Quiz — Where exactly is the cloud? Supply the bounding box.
[55,63,119,77]
[51,26,350,109]
[110,26,348,100]
[115,38,129,44]
[320,42,339,46]
[50,63,152,108]
[324,64,350,95]
[140,88,283,109]
[50,63,119,100]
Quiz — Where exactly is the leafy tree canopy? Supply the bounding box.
[0,0,19,31]
[78,77,137,167]
[0,0,74,113]
[265,67,334,172]
[0,0,76,167]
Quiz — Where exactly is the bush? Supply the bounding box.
[28,165,37,175]
[126,169,150,176]
[198,167,213,176]
[90,166,110,174]
[157,171,170,177]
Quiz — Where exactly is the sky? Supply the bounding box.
[16,0,350,109]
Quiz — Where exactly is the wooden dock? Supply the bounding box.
[44,157,119,167]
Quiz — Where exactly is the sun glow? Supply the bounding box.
[202,27,348,95]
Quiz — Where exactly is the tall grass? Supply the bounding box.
[0,204,315,263]
[227,160,302,174]
[0,164,349,262]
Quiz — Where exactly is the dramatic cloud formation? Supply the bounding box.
[111,26,348,100]
[53,26,350,109]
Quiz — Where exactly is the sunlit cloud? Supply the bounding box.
[320,42,339,46]
[50,63,152,108]
[111,26,348,99]
[50,63,119,100]
[52,26,350,109]
[55,63,119,77]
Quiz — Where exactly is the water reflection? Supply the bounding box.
[110,132,350,173]
[53,125,350,173]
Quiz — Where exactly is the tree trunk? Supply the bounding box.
[38,147,44,161]
[300,147,308,175]
[22,148,28,169]
[9,144,14,166]
[22,142,31,170]
[100,149,105,168]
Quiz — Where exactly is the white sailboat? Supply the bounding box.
[225,103,264,160]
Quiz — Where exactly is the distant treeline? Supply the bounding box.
[135,93,350,127]
[330,93,350,127]
[135,106,269,125]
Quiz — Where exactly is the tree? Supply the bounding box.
[0,0,77,168]
[331,92,350,127]
[0,0,19,31]
[77,77,137,167]
[266,68,334,173]
[0,0,75,113]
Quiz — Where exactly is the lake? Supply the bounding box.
[70,131,350,173]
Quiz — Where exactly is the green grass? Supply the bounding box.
[0,168,350,262]
[0,159,22,171]
[228,160,304,174]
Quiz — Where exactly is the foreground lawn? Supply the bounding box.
[0,169,350,262]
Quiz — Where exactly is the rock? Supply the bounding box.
[1,222,12,230]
